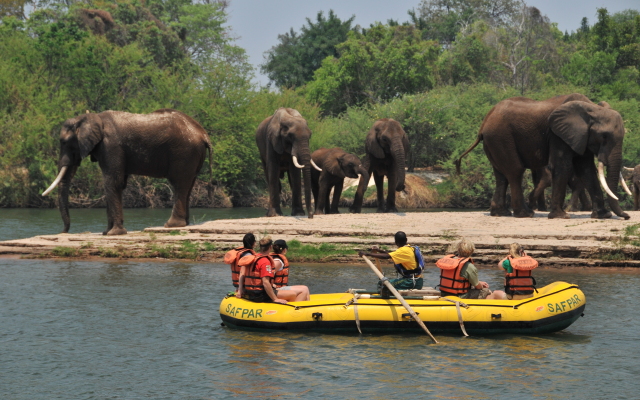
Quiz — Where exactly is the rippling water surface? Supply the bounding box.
[1,209,639,399]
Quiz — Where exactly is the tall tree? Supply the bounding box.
[261,9,355,88]
[306,24,440,115]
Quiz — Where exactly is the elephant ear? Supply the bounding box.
[549,101,594,156]
[76,113,104,159]
[267,108,289,154]
[366,121,385,159]
[327,152,346,178]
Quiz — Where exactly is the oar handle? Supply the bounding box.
[362,255,438,344]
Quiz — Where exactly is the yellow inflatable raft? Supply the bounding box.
[220,281,585,335]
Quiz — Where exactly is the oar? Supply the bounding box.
[361,255,438,344]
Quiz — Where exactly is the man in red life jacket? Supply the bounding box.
[358,231,425,292]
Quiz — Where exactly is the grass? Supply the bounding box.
[51,246,82,257]
[287,240,357,261]
[144,240,208,260]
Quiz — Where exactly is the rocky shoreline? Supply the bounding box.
[2,211,640,267]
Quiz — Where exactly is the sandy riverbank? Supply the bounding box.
[2,210,640,267]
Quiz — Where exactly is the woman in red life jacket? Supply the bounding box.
[241,236,308,304]
[271,239,310,301]
[436,239,505,300]
[497,243,538,300]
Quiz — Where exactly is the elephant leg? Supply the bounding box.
[573,156,610,219]
[350,159,370,213]
[311,172,319,212]
[373,171,386,213]
[102,173,127,235]
[548,137,573,219]
[266,160,283,217]
[288,165,305,216]
[634,183,640,211]
[386,169,398,213]
[509,169,534,218]
[490,167,512,216]
[316,173,329,215]
[165,175,195,228]
[330,179,344,214]
[324,184,332,214]
[530,168,549,211]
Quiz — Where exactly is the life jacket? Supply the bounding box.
[224,247,256,288]
[271,253,290,288]
[239,254,275,295]
[393,245,425,278]
[436,254,472,295]
[501,254,538,295]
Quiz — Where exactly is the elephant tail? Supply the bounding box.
[455,134,483,175]
[207,142,213,181]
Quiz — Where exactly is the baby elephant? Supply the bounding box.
[624,166,640,210]
[311,148,369,214]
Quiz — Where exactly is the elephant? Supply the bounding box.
[42,109,212,235]
[623,166,640,210]
[256,108,322,218]
[310,147,369,215]
[351,119,410,213]
[456,94,630,219]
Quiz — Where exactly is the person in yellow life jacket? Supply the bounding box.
[271,239,310,301]
[240,236,309,304]
[223,233,256,299]
[436,239,505,300]
[358,231,424,291]
[497,243,538,300]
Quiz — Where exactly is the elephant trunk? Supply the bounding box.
[603,148,628,219]
[293,142,313,219]
[57,165,78,233]
[356,165,369,183]
[391,140,406,192]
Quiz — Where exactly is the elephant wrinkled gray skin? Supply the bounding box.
[623,166,640,210]
[311,147,369,215]
[456,94,630,220]
[256,108,318,218]
[351,119,410,213]
[43,109,212,235]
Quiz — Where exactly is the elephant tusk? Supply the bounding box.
[310,159,322,172]
[42,166,68,196]
[598,162,618,201]
[292,156,304,169]
[624,166,635,171]
[620,172,633,196]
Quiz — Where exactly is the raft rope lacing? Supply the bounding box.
[439,297,469,337]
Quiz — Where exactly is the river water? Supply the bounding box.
[1,208,639,399]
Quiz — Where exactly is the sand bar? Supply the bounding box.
[2,210,640,267]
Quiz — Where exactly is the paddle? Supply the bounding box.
[361,255,438,344]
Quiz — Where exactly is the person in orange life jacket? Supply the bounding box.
[358,231,424,291]
[231,233,256,299]
[437,239,505,300]
[241,236,306,304]
[495,243,538,300]
[271,239,310,301]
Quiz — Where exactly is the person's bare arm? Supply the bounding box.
[236,265,246,298]
[262,277,287,304]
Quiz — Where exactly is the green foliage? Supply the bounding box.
[306,24,440,115]
[52,246,82,257]
[261,10,355,88]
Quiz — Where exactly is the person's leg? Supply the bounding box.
[485,290,507,300]
[276,289,298,302]
[288,285,310,301]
